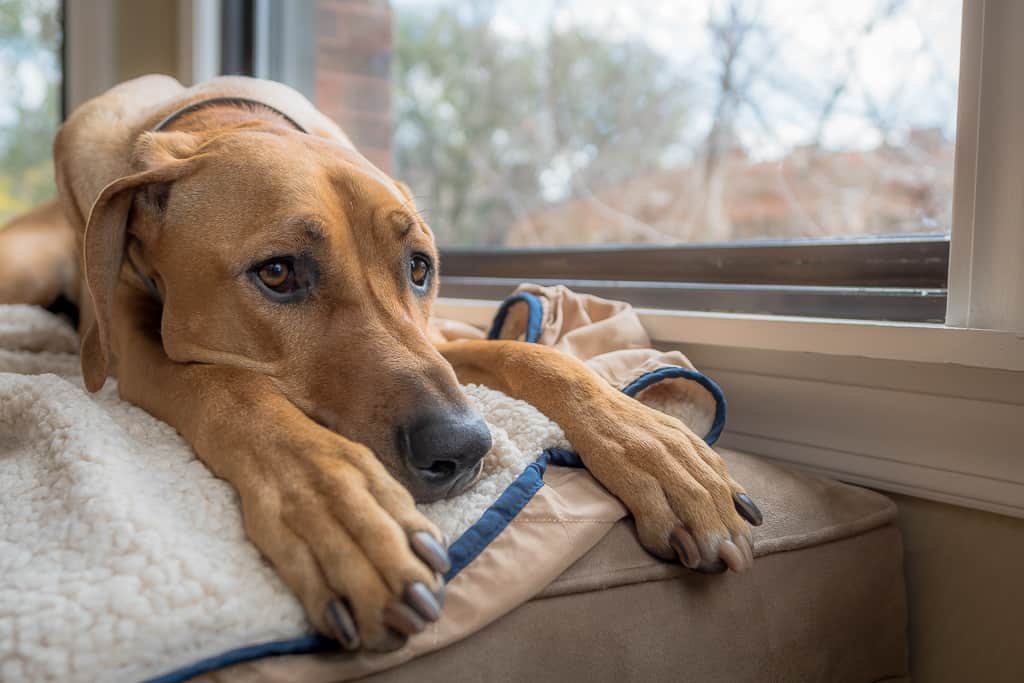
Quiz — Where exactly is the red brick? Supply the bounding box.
[316,72,389,115]
[317,44,391,80]
[315,0,393,163]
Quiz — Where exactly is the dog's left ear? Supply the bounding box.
[79,131,203,392]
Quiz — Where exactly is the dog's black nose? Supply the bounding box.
[402,410,491,488]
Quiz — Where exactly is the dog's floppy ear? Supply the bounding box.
[80,131,203,392]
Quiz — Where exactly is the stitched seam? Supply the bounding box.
[512,518,623,524]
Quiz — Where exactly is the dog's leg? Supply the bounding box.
[110,292,448,651]
[439,339,761,574]
[0,199,78,306]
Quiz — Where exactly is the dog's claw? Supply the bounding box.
[738,534,754,566]
[733,492,763,526]
[405,581,442,621]
[694,559,728,575]
[382,601,426,637]
[410,531,451,574]
[325,599,360,650]
[669,527,701,569]
[718,539,747,573]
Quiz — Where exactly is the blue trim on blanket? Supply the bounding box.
[144,447,583,683]
[621,367,727,446]
[144,634,335,683]
[445,447,582,581]
[487,292,543,343]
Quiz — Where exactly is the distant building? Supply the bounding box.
[505,129,954,245]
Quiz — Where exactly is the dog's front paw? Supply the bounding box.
[239,436,448,652]
[573,394,762,574]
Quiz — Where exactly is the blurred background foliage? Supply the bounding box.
[390,0,959,247]
[0,0,60,225]
[393,4,691,246]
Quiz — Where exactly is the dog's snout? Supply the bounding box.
[401,410,491,493]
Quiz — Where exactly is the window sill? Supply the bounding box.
[435,298,1024,372]
[436,297,1024,519]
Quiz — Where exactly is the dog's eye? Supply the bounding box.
[256,260,295,292]
[409,254,431,288]
[250,256,315,303]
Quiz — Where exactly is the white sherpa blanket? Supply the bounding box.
[0,305,570,683]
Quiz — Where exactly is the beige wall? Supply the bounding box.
[114,0,179,82]
[888,493,1024,682]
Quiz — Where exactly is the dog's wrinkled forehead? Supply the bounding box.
[200,129,396,196]
[170,128,424,244]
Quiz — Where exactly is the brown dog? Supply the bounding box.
[0,75,761,651]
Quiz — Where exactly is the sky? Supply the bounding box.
[393,0,963,162]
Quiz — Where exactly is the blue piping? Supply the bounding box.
[144,634,334,683]
[445,447,581,580]
[487,292,543,343]
[622,367,727,445]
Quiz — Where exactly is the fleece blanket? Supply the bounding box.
[0,296,723,683]
[0,304,574,681]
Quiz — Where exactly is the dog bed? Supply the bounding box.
[0,298,725,683]
[0,298,908,682]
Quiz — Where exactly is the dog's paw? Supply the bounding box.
[239,436,448,652]
[572,394,762,575]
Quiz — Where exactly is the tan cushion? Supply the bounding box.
[359,526,907,683]
[199,450,908,682]
[545,449,902,596]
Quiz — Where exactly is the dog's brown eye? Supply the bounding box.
[258,260,292,291]
[410,255,431,288]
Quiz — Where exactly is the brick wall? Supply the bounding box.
[315,0,393,173]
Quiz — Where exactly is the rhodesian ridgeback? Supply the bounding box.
[0,76,761,652]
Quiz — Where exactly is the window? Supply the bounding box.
[235,0,963,321]
[387,0,960,249]
[0,0,61,225]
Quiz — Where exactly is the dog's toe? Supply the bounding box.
[404,581,443,621]
[668,526,701,569]
[733,492,764,526]
[325,599,360,650]
[410,531,451,574]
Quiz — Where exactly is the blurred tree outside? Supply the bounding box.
[0,0,61,225]
[390,0,961,247]
[393,3,692,246]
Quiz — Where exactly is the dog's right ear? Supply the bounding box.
[79,131,203,392]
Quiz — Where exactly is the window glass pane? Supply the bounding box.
[0,0,61,225]
[314,0,961,247]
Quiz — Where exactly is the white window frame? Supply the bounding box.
[177,0,222,87]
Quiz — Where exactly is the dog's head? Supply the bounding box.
[80,121,490,501]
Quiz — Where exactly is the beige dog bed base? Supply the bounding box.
[200,449,909,683]
[1,293,908,683]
